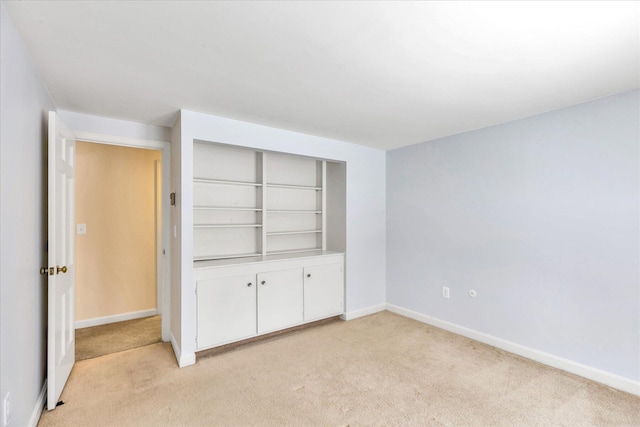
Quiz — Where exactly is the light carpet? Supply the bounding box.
[40,311,639,426]
[75,315,162,361]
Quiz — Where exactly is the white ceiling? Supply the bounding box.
[4,1,639,150]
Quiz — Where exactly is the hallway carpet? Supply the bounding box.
[75,315,161,361]
[42,312,639,426]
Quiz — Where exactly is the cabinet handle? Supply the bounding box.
[247,282,252,287]
[306,274,311,278]
[261,281,266,285]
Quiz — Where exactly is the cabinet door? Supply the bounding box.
[304,263,344,322]
[196,274,257,349]
[257,268,303,334]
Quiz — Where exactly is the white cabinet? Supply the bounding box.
[195,252,344,351]
[196,274,257,349]
[257,268,303,334]
[303,263,344,322]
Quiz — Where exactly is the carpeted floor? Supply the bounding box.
[75,315,162,361]
[41,311,639,426]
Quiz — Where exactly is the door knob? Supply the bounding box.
[56,265,67,274]
[247,282,252,287]
[261,281,266,285]
[40,267,48,275]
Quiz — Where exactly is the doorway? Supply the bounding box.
[73,138,168,359]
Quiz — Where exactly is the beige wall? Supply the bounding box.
[75,142,161,321]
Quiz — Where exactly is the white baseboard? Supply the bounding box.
[170,332,196,368]
[75,308,158,329]
[28,380,47,427]
[386,303,640,397]
[340,303,386,321]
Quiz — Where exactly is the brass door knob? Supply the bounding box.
[56,265,67,274]
[40,267,47,275]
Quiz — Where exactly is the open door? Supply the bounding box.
[47,111,76,410]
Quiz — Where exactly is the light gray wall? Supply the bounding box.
[0,3,57,425]
[387,90,639,381]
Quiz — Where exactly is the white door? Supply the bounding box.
[47,111,76,410]
[196,274,257,349]
[303,263,344,322]
[257,268,303,334]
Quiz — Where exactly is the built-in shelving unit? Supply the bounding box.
[264,151,326,257]
[193,142,331,261]
[193,143,263,260]
[192,141,346,353]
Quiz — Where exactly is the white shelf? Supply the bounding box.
[194,224,263,229]
[194,250,341,269]
[266,183,321,191]
[194,178,262,187]
[193,144,329,261]
[267,230,322,236]
[268,210,321,214]
[194,253,263,261]
[194,206,262,211]
[266,248,322,256]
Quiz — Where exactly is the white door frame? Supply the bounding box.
[73,131,171,342]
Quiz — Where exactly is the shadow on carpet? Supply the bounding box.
[75,315,161,361]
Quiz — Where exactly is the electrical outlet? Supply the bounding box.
[77,223,87,235]
[3,392,11,426]
[442,286,450,299]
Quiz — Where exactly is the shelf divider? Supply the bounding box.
[194,178,262,187]
[261,152,268,256]
[194,252,263,261]
[266,248,322,256]
[268,210,321,214]
[194,206,262,211]
[321,160,327,251]
[266,183,321,191]
[267,229,321,236]
[194,224,263,229]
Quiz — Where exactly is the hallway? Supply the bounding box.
[75,316,161,361]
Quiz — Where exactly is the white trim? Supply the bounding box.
[74,130,167,150]
[28,380,47,427]
[170,332,196,368]
[75,309,157,329]
[386,304,640,397]
[154,159,163,315]
[340,303,386,321]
